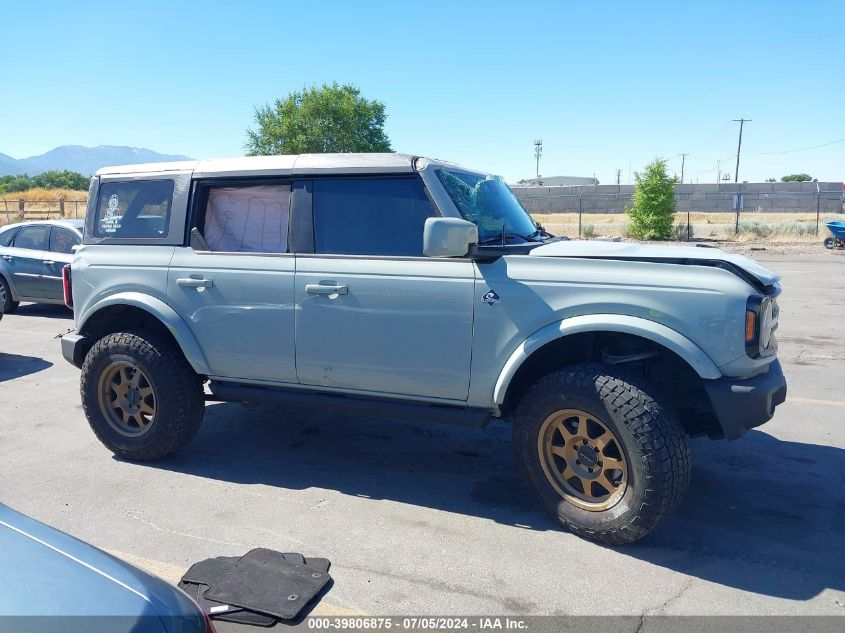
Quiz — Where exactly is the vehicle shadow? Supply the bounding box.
[146,403,843,601]
[0,353,53,382]
[11,303,73,319]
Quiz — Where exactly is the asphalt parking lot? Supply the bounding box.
[0,252,843,619]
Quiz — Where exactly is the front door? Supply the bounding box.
[168,181,297,383]
[6,224,50,299]
[294,176,475,401]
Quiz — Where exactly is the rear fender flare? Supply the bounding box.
[78,292,211,375]
[493,314,722,404]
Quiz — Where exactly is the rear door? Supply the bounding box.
[42,226,81,300]
[294,176,476,401]
[5,224,50,299]
[168,180,297,383]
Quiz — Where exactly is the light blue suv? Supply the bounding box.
[61,154,786,544]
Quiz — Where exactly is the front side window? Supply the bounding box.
[94,180,174,238]
[13,225,49,250]
[0,228,18,247]
[202,184,291,253]
[50,227,81,254]
[435,168,537,243]
[313,177,437,256]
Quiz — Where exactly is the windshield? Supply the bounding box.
[435,168,538,243]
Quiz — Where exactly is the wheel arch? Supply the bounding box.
[77,293,211,375]
[494,315,722,435]
[0,269,20,302]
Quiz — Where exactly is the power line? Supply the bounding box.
[748,137,845,155]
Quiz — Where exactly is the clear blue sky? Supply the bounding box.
[1,0,842,184]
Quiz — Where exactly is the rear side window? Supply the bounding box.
[13,225,49,250]
[94,180,174,238]
[50,227,81,254]
[313,177,436,256]
[202,184,291,253]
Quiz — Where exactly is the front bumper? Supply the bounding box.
[60,332,89,369]
[704,359,787,440]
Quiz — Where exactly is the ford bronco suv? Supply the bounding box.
[61,153,786,544]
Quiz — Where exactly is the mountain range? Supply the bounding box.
[0,145,193,176]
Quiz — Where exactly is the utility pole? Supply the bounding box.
[533,139,543,178]
[616,169,622,186]
[679,153,689,183]
[733,118,751,182]
[716,159,721,184]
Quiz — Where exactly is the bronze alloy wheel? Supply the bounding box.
[537,408,629,511]
[97,361,157,437]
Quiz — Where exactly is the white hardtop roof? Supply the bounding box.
[96,153,428,178]
[94,153,488,179]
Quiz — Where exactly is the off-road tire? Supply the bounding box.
[513,363,690,545]
[823,237,835,250]
[0,276,19,313]
[80,329,205,461]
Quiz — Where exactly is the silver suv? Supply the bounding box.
[61,153,786,544]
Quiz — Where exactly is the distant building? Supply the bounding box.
[513,175,599,187]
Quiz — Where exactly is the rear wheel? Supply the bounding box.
[513,363,690,544]
[81,329,205,461]
[0,276,19,313]
[824,237,835,250]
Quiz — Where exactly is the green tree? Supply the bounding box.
[780,173,813,182]
[245,83,392,155]
[32,170,89,190]
[0,174,35,193]
[625,159,676,240]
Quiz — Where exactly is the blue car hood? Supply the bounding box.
[0,504,203,632]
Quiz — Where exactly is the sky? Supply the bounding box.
[1,0,843,184]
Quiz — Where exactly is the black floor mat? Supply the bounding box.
[180,549,332,622]
[179,580,276,627]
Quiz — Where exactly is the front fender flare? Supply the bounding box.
[493,314,722,405]
[78,292,211,375]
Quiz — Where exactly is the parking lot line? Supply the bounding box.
[788,397,845,408]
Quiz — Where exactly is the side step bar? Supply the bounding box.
[208,381,493,428]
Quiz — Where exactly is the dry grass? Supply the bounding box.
[0,189,87,224]
[0,188,88,202]
[533,212,837,242]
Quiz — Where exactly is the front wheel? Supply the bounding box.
[80,329,205,461]
[824,237,835,250]
[513,363,690,544]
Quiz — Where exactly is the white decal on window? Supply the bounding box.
[100,193,122,233]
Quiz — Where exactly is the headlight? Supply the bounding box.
[746,295,779,358]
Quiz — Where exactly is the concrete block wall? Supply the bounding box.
[511,182,843,214]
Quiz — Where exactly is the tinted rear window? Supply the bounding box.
[313,177,436,256]
[95,180,174,238]
[50,226,81,254]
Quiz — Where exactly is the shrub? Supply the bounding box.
[625,159,676,240]
[582,223,596,238]
[672,223,694,241]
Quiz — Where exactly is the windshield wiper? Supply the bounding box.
[478,233,523,245]
[525,224,554,241]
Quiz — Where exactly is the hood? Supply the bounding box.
[530,240,780,289]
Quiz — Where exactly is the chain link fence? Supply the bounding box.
[517,187,845,241]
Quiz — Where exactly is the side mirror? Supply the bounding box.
[423,217,478,258]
